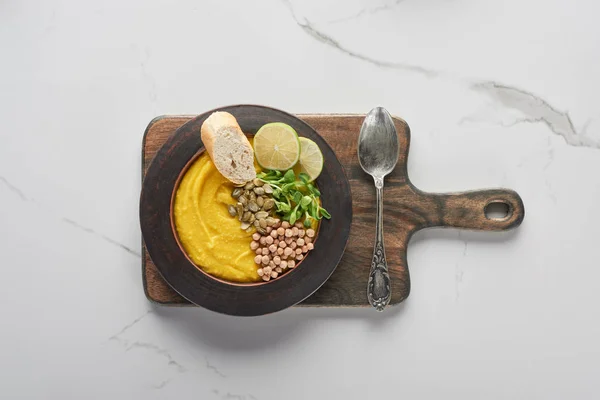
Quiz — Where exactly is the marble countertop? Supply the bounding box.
[1,0,599,398]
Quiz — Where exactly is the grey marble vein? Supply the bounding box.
[0,175,140,258]
[283,1,597,148]
[153,379,171,389]
[206,357,227,378]
[126,341,188,373]
[282,0,438,78]
[61,217,141,257]
[455,232,467,301]
[471,81,599,150]
[327,0,405,24]
[108,310,152,341]
[0,176,29,201]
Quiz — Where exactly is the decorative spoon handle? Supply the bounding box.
[367,177,391,311]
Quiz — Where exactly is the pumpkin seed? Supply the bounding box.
[254,220,261,228]
[263,184,273,194]
[253,178,264,187]
[240,222,251,230]
[242,211,252,222]
[253,187,265,195]
[249,192,257,202]
[248,202,259,213]
[244,182,255,190]
[245,226,253,233]
[227,204,237,217]
[255,211,269,220]
[263,199,275,211]
[234,182,246,188]
[256,196,264,208]
[238,195,248,206]
[259,218,267,229]
[232,188,243,198]
[256,226,267,235]
[248,213,256,224]
[236,203,244,220]
[266,217,277,227]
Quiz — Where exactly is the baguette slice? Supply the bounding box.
[200,111,256,185]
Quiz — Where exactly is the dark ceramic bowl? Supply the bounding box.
[140,105,352,316]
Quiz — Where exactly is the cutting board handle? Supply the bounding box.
[423,189,525,231]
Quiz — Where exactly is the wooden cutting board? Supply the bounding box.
[142,114,524,307]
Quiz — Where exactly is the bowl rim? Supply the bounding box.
[140,104,352,316]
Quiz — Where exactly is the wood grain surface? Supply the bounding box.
[142,114,524,307]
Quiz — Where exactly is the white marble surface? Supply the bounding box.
[1,0,599,398]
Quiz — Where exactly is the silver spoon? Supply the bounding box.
[358,107,399,311]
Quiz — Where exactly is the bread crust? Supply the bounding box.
[200,111,255,184]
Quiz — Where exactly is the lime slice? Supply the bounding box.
[298,137,324,181]
[253,123,300,170]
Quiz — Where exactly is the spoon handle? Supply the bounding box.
[367,177,391,311]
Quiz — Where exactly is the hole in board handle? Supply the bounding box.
[484,201,512,220]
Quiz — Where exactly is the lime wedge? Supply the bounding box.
[298,137,324,181]
[253,123,300,171]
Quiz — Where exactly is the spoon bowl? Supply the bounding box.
[358,107,399,180]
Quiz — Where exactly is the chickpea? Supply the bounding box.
[285,229,293,238]
[259,237,267,246]
[277,227,285,236]
[290,241,297,250]
[298,229,305,238]
[256,249,262,255]
[275,267,282,273]
[305,236,312,244]
[292,227,299,236]
[280,260,288,269]
[288,260,296,269]
[262,248,269,256]
[269,244,277,253]
[262,274,270,282]
[279,241,287,248]
[271,271,278,279]
[277,247,284,255]
[284,247,293,257]
[295,248,302,255]
[297,238,305,246]
[266,227,272,233]
[278,235,284,241]
[252,233,261,241]
[254,255,262,265]
[250,241,260,250]
[269,260,275,268]
[282,221,290,229]
[302,245,308,253]
[263,266,272,275]
[273,256,281,265]
[296,254,304,261]
[262,255,270,265]
[274,239,280,246]
[307,242,314,250]
[257,268,264,276]
[306,229,315,238]
[270,230,278,238]
[265,235,274,245]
